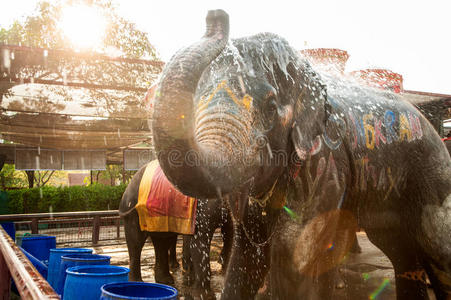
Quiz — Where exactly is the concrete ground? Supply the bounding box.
[77,231,436,300]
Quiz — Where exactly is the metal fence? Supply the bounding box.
[0,210,125,245]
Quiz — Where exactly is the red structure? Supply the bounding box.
[350,68,404,93]
[300,48,349,75]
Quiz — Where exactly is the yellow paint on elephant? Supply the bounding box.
[363,114,375,150]
[197,80,253,112]
[399,113,412,142]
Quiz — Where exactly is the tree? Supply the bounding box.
[0,164,28,189]
[1,0,161,123]
[92,165,136,185]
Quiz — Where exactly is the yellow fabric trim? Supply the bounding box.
[139,213,195,235]
[136,160,159,231]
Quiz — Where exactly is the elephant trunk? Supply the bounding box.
[153,10,243,198]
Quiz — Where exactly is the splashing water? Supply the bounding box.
[369,278,390,299]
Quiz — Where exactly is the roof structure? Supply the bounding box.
[0,44,163,168]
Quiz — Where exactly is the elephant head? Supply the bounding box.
[153,10,327,201]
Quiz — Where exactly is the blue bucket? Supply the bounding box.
[21,235,56,265]
[47,247,92,289]
[55,253,111,297]
[63,265,129,300]
[101,282,178,300]
[0,222,15,240]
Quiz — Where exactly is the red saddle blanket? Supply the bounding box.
[135,160,197,234]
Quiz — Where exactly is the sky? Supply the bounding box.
[1,0,450,95]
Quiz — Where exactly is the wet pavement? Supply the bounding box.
[70,231,435,300]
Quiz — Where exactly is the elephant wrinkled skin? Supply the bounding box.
[152,9,451,300]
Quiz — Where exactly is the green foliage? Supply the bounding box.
[5,189,26,214]
[93,165,136,186]
[6,183,126,214]
[0,164,28,189]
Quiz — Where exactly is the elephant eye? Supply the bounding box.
[264,98,277,122]
[261,88,278,129]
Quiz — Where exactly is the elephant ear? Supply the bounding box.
[288,61,328,160]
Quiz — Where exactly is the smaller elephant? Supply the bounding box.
[119,160,196,284]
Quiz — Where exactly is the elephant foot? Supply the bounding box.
[155,269,174,285]
[169,259,180,270]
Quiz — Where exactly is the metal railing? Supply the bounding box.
[0,226,59,299]
[0,210,123,245]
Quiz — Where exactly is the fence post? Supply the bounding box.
[31,218,38,234]
[92,216,100,245]
[0,251,11,300]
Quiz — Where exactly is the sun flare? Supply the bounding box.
[59,4,107,50]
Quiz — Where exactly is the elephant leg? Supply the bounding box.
[219,213,233,272]
[123,212,148,282]
[169,234,180,270]
[151,233,175,285]
[190,218,216,297]
[182,235,195,286]
[221,224,270,300]
[366,228,430,300]
[270,233,337,300]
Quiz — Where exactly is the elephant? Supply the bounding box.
[119,164,183,284]
[151,9,451,300]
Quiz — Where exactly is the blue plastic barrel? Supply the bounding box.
[20,247,49,278]
[63,265,129,300]
[55,253,111,297]
[0,222,15,240]
[11,247,49,294]
[21,235,56,265]
[16,233,43,246]
[47,247,92,289]
[101,282,178,300]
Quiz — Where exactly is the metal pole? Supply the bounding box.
[92,216,100,245]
